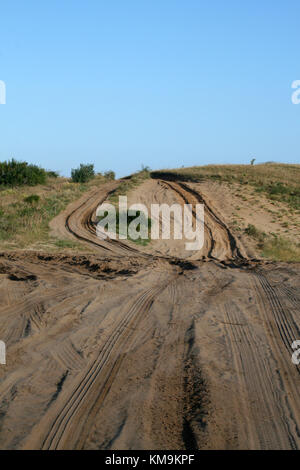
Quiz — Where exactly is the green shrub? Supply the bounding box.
[0,159,47,187]
[141,165,151,172]
[46,170,59,178]
[245,224,266,243]
[104,170,115,180]
[24,194,40,204]
[71,164,95,183]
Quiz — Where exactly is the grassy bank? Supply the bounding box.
[261,236,300,262]
[109,169,151,204]
[153,164,300,211]
[0,174,106,250]
[243,223,300,261]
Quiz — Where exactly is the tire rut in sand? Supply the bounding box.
[223,300,299,449]
[65,184,150,258]
[161,181,246,261]
[23,280,173,450]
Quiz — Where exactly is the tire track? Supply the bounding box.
[23,279,173,450]
[223,301,299,449]
[255,273,300,375]
[65,184,151,258]
[162,181,246,261]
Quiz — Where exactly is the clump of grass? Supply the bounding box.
[261,236,300,262]
[244,223,300,261]
[24,194,40,204]
[244,224,266,243]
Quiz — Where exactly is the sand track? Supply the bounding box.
[0,178,299,449]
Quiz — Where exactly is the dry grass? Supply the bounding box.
[261,236,300,262]
[109,169,151,205]
[152,163,300,210]
[243,223,300,261]
[154,162,300,184]
[0,174,106,251]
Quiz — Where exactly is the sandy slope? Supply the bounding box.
[0,178,299,449]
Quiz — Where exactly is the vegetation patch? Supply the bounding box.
[0,174,105,250]
[244,223,300,261]
[109,169,151,204]
[71,164,95,183]
[103,170,115,180]
[156,164,300,211]
[23,194,40,204]
[261,236,300,262]
[0,159,47,187]
[97,208,152,246]
[244,224,266,244]
[104,169,152,246]
[54,239,86,250]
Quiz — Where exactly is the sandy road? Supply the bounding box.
[0,178,299,449]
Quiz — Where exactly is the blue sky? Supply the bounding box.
[0,0,299,177]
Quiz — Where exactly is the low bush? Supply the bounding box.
[104,170,115,180]
[24,194,40,204]
[71,164,95,183]
[244,224,266,244]
[46,170,59,178]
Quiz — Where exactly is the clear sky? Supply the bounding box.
[0,0,299,177]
